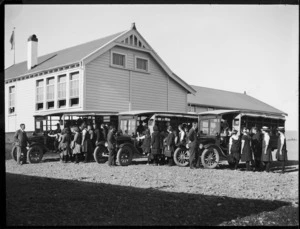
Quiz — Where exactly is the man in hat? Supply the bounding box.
[14,123,30,165]
[261,126,272,172]
[188,122,200,169]
[107,125,117,166]
[276,126,287,173]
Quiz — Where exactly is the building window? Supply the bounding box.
[36,80,44,110]
[112,52,126,68]
[207,107,214,111]
[189,105,196,112]
[135,57,149,71]
[70,72,79,106]
[46,77,55,109]
[57,75,66,108]
[9,86,15,114]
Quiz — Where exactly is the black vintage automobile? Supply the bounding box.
[93,110,198,166]
[184,109,286,169]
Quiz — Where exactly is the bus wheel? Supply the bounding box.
[11,146,18,161]
[27,145,43,163]
[201,147,219,169]
[94,146,108,164]
[117,146,133,166]
[173,147,190,167]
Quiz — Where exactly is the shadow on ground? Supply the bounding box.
[6,172,290,226]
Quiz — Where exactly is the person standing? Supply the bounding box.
[141,129,151,165]
[71,126,82,164]
[261,126,272,172]
[177,124,186,147]
[14,123,30,165]
[53,123,62,153]
[164,126,175,166]
[60,127,72,163]
[276,127,287,173]
[80,122,89,163]
[228,129,240,170]
[240,128,252,171]
[107,125,117,167]
[188,122,200,169]
[151,125,161,166]
[251,127,262,171]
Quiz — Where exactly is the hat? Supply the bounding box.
[277,126,285,131]
[261,126,269,131]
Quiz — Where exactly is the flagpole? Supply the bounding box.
[13,27,15,65]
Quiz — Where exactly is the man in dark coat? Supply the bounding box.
[107,125,117,166]
[151,125,161,166]
[14,123,30,165]
[251,127,262,171]
[188,122,200,169]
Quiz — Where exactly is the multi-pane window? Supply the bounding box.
[36,80,44,110]
[70,72,79,106]
[57,75,66,99]
[9,86,15,114]
[46,77,55,109]
[46,77,55,101]
[112,52,126,67]
[136,57,148,71]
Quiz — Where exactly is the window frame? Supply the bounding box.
[46,77,55,102]
[111,51,127,69]
[35,79,44,111]
[8,86,15,114]
[135,56,149,72]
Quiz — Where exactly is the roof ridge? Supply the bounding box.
[5,30,126,70]
[190,84,246,95]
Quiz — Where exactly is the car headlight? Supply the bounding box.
[199,144,203,149]
[104,142,108,147]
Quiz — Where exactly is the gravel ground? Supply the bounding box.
[5,155,299,226]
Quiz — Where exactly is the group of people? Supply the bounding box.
[228,126,287,173]
[137,121,200,169]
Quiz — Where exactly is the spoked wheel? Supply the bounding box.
[173,147,190,167]
[201,147,220,169]
[27,145,43,163]
[93,146,108,164]
[117,146,133,166]
[11,146,18,161]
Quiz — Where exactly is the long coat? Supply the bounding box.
[142,135,151,154]
[151,130,161,155]
[188,128,198,149]
[72,132,82,155]
[241,134,252,162]
[261,133,272,162]
[107,130,116,150]
[251,132,262,160]
[276,134,287,161]
[164,132,175,157]
[14,129,29,147]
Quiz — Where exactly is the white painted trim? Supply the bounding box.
[134,55,150,73]
[110,51,127,69]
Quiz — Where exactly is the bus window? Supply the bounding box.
[210,119,220,135]
[120,120,128,134]
[200,120,209,135]
[128,119,136,136]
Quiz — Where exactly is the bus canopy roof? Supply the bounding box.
[34,110,119,117]
[118,110,198,118]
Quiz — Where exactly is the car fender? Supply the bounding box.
[29,142,47,154]
[96,141,107,147]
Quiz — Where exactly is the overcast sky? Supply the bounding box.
[5,5,298,130]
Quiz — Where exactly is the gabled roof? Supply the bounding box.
[5,31,126,80]
[188,85,287,116]
[5,25,195,94]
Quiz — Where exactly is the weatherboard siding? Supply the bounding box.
[85,46,188,112]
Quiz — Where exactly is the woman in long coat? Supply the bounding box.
[141,129,152,165]
[72,126,82,164]
[164,126,175,166]
[151,125,161,166]
[228,129,240,170]
[261,126,272,172]
[251,127,262,171]
[276,126,287,173]
[241,128,252,171]
[60,127,72,163]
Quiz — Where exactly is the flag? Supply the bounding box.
[10,30,14,50]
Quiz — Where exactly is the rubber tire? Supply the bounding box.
[27,145,43,164]
[93,145,108,164]
[117,145,133,166]
[201,147,220,169]
[11,146,18,161]
[173,147,190,167]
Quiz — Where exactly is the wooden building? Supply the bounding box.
[5,23,196,133]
